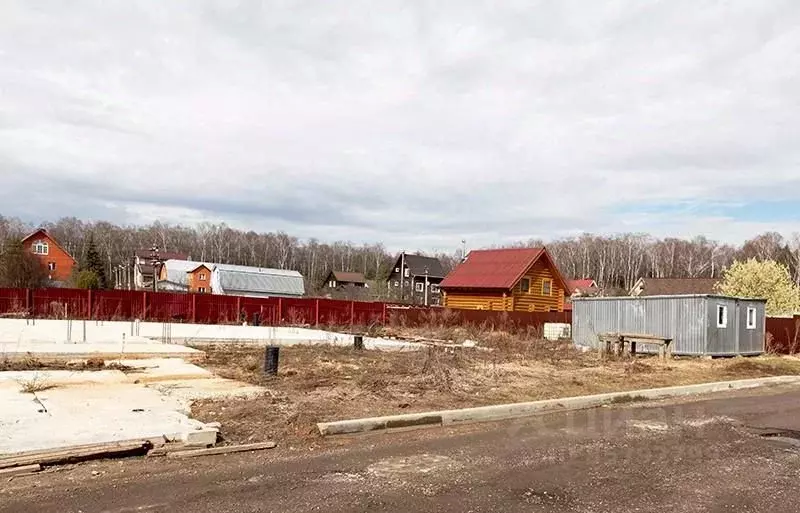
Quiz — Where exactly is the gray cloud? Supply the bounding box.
[2,0,800,251]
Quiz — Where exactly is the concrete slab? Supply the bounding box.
[0,341,204,361]
[0,358,265,455]
[0,384,206,454]
[0,319,421,352]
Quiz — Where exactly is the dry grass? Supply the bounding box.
[18,373,57,393]
[0,356,132,372]
[191,336,800,447]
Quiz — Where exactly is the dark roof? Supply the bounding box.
[137,263,155,275]
[392,253,446,278]
[634,278,720,296]
[440,248,546,290]
[329,271,367,284]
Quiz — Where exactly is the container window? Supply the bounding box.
[746,307,757,329]
[519,278,531,293]
[716,305,728,328]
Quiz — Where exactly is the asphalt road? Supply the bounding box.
[4,386,800,513]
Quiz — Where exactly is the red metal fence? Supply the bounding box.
[5,287,798,350]
[0,287,566,332]
[765,316,800,354]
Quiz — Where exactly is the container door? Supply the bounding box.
[707,300,731,355]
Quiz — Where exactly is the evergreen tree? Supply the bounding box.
[84,234,107,289]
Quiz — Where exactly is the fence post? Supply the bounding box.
[192,294,197,324]
[350,301,355,327]
[315,299,320,327]
[87,289,93,319]
[142,291,148,321]
[236,296,241,324]
[277,298,283,326]
[25,288,32,316]
[382,302,387,326]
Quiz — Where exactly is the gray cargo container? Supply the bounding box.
[572,295,765,356]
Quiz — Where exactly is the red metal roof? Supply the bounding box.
[567,279,596,292]
[440,248,545,290]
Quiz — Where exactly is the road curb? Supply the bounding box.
[317,375,800,436]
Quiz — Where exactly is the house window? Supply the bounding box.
[32,240,49,255]
[198,287,206,293]
[519,278,530,293]
[395,267,400,272]
[717,305,728,328]
[47,262,56,271]
[394,281,399,287]
[746,307,757,329]
[404,269,410,278]
[199,273,206,281]
[431,284,440,293]
[415,282,424,292]
[542,279,552,296]
[329,280,336,288]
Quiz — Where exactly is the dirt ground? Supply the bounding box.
[190,334,800,448]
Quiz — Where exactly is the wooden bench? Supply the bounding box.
[598,332,673,361]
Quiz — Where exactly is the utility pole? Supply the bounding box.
[400,251,406,302]
[150,245,161,293]
[424,267,429,307]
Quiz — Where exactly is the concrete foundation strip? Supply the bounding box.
[317,376,800,436]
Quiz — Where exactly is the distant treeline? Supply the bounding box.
[2,215,799,293]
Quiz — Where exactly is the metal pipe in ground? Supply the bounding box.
[353,335,364,350]
[264,346,280,376]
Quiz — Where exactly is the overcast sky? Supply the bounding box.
[2,1,799,253]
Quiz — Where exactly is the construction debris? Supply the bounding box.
[0,440,151,469]
[164,442,277,459]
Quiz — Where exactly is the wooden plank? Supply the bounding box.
[166,442,277,459]
[0,440,149,469]
[617,332,671,341]
[0,464,41,477]
[146,443,212,458]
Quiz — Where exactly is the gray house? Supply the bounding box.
[572,295,766,356]
[386,253,446,305]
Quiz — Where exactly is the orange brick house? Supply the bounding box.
[21,228,77,282]
[440,247,569,312]
[187,264,212,293]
